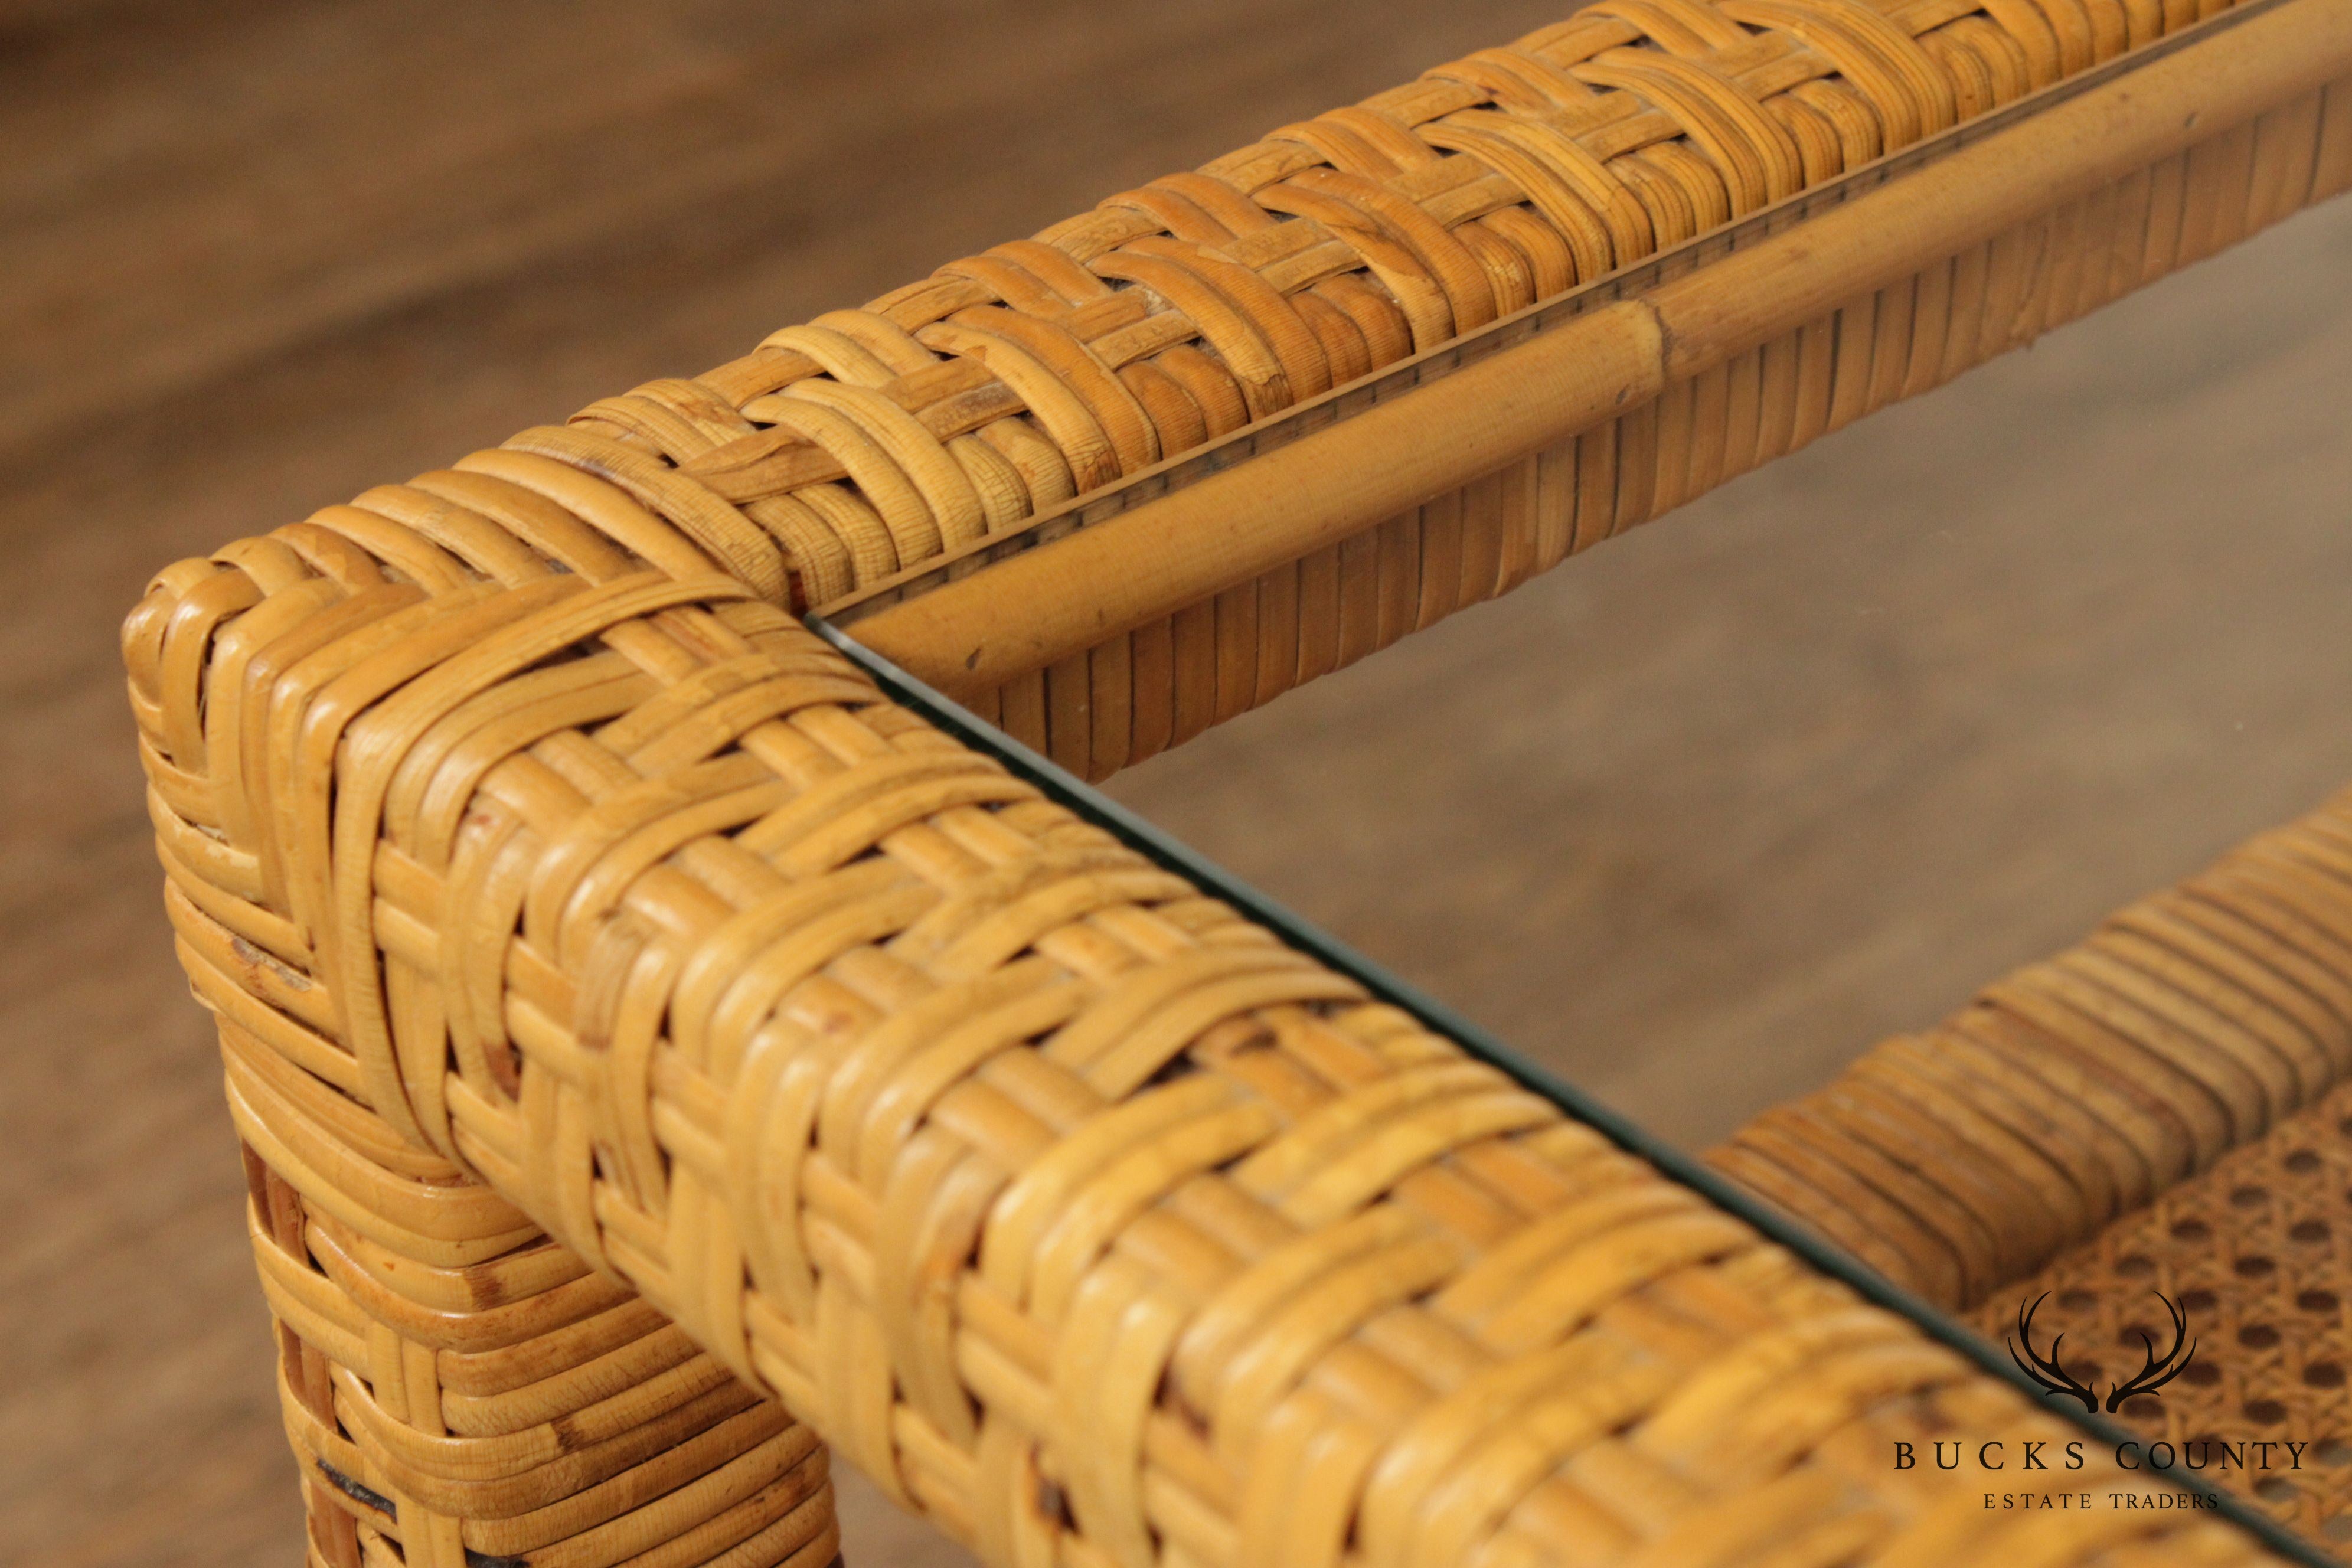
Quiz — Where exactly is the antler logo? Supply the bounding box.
[2010,1291,2198,1414]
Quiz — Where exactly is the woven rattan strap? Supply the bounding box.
[122,0,2352,1562]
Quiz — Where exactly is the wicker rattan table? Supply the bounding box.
[125,0,2352,1563]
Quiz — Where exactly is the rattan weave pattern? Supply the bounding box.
[655,0,2057,604]
[126,540,2284,1565]
[212,939,839,1568]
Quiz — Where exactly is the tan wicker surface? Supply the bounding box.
[127,559,2287,1567]
[1714,787,2352,1544]
[214,951,839,1567]
[120,0,2352,1563]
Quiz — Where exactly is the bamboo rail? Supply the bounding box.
[845,0,2352,709]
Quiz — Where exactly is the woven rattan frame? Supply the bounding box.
[122,0,2352,1563]
[129,563,2290,1568]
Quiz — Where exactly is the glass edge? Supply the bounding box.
[807,611,2331,1566]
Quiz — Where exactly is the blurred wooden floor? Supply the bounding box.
[3,3,2347,1565]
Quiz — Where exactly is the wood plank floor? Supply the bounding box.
[3,4,2346,1564]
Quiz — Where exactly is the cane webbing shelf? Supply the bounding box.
[1713,788,2352,1542]
[120,0,2352,1563]
[1983,1079,2352,1546]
